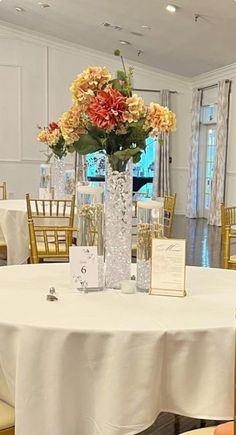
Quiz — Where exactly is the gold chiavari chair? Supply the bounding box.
[164,192,176,238]
[28,219,75,263]
[0,182,7,200]
[26,194,75,227]
[0,400,14,435]
[221,204,226,243]
[0,182,7,260]
[221,204,236,270]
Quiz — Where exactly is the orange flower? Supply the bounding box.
[87,88,127,131]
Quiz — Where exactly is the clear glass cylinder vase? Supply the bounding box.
[137,200,164,292]
[77,185,104,289]
[39,163,51,199]
[52,156,66,199]
[105,158,133,289]
[64,169,75,198]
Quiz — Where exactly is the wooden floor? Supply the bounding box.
[173,216,222,269]
[138,216,224,435]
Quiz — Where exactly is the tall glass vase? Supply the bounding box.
[77,186,104,289]
[105,159,133,289]
[39,163,51,199]
[137,200,164,292]
[52,156,66,199]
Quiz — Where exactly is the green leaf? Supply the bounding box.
[113,147,142,161]
[73,134,102,155]
[132,152,142,164]
[116,70,127,81]
[88,125,107,139]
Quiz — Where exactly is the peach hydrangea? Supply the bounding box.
[144,103,176,135]
[37,127,61,146]
[122,94,145,123]
[70,66,112,106]
[59,104,86,144]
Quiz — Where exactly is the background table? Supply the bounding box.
[0,200,29,264]
[0,200,72,265]
[0,264,235,435]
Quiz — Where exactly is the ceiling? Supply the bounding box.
[1,0,236,77]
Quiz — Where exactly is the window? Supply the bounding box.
[204,127,216,212]
[86,137,156,195]
[198,103,217,218]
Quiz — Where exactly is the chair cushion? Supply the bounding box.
[180,427,216,435]
[0,400,15,430]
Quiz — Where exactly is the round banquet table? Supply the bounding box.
[0,264,235,435]
[0,200,72,265]
[0,200,29,265]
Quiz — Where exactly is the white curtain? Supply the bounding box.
[186,89,202,218]
[208,80,231,226]
[152,89,171,198]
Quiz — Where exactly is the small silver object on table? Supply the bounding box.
[46,286,58,301]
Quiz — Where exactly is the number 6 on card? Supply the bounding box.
[70,246,99,290]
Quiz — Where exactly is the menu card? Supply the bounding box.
[151,239,186,297]
[70,246,98,290]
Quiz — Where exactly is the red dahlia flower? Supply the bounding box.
[87,88,127,131]
[49,122,59,130]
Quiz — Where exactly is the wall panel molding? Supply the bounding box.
[0,64,21,162]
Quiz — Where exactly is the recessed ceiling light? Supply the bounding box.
[15,6,24,12]
[141,25,151,30]
[130,31,144,37]
[100,22,122,30]
[166,4,177,13]
[38,2,51,7]
[119,40,132,45]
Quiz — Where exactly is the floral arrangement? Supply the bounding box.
[57,51,176,171]
[38,51,176,171]
[37,121,74,160]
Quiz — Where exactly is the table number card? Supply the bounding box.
[70,246,99,290]
[151,239,187,297]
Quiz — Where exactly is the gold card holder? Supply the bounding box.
[150,238,187,297]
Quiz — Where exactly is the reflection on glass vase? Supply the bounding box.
[105,158,132,289]
[77,185,104,289]
[137,201,164,293]
[39,163,51,199]
[52,156,66,199]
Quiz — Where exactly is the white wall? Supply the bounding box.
[0,24,192,212]
[192,64,236,208]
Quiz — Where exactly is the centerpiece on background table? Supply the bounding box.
[58,50,176,288]
[37,121,74,199]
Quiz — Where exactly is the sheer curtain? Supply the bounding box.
[208,80,231,226]
[186,89,202,218]
[152,89,171,199]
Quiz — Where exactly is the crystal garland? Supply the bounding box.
[105,159,132,289]
[52,156,66,199]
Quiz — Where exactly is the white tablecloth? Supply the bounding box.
[0,200,29,265]
[0,264,235,435]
